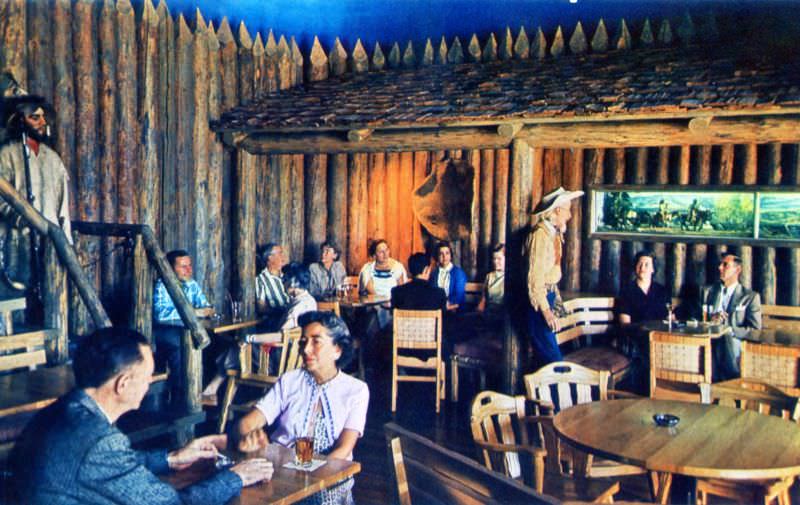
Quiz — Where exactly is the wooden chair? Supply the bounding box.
[385,422,561,505]
[217,327,303,432]
[392,309,444,413]
[0,297,25,336]
[762,304,800,332]
[740,340,800,396]
[524,361,646,480]
[469,391,620,503]
[316,300,341,316]
[0,331,48,373]
[649,331,711,402]
[696,380,799,505]
[556,297,631,389]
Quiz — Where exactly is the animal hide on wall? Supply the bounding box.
[412,157,474,241]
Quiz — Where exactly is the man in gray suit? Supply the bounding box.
[699,253,762,381]
[12,327,273,504]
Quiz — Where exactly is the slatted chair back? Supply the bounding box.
[469,391,528,480]
[218,327,303,432]
[649,331,711,401]
[700,380,800,421]
[524,361,610,412]
[0,297,25,336]
[762,304,800,332]
[392,309,444,413]
[316,300,341,317]
[556,297,615,345]
[0,331,47,373]
[740,340,800,397]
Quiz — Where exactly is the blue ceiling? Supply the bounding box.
[158,0,795,52]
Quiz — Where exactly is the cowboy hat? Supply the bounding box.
[531,187,584,216]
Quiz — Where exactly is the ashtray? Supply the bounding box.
[653,413,680,427]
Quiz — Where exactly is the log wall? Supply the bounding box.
[1,2,797,337]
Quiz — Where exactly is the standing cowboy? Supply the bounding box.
[0,95,71,313]
[525,187,584,368]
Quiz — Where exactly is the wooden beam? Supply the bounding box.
[233,128,509,154]
[521,116,800,148]
[227,115,800,155]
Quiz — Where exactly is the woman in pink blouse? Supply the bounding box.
[233,311,369,505]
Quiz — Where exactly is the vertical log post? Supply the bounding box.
[759,144,780,304]
[98,0,118,298]
[601,149,625,295]
[505,138,533,393]
[652,147,670,287]
[492,149,509,247]
[235,22,256,315]
[42,241,67,364]
[72,0,101,337]
[563,148,584,292]
[789,145,800,306]
[669,146,690,298]
[740,144,758,288]
[479,149,495,272]
[328,154,348,258]
[348,154,368,272]
[130,234,153,342]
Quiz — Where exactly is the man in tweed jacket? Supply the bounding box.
[11,328,273,504]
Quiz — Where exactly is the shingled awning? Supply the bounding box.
[213,45,800,154]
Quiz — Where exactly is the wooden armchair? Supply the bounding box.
[217,327,303,432]
[469,390,619,503]
[524,362,646,480]
[740,340,800,397]
[392,309,444,413]
[762,304,800,332]
[696,380,799,505]
[649,331,711,402]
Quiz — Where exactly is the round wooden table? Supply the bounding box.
[554,398,800,503]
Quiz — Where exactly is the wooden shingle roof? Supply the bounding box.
[213,45,800,134]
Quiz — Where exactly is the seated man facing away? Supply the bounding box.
[392,252,446,312]
[152,249,214,389]
[697,252,762,381]
[11,327,273,505]
[428,241,467,313]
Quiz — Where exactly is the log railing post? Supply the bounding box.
[130,234,153,343]
[42,240,68,364]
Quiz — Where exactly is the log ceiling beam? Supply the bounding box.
[225,114,800,154]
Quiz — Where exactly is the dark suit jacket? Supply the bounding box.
[12,389,241,505]
[392,278,447,311]
[429,265,468,311]
[700,282,762,379]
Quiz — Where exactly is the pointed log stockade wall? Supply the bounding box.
[2,3,798,359]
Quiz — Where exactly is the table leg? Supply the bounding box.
[654,472,673,505]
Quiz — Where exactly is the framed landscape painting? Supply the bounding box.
[589,186,800,247]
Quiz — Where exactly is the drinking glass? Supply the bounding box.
[294,436,314,468]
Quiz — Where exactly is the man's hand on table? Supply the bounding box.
[231,458,274,486]
[168,434,226,470]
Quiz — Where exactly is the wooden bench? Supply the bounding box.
[384,422,558,505]
[556,297,631,389]
[762,304,800,331]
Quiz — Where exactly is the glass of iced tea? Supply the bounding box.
[294,436,314,468]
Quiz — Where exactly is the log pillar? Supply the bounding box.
[504,138,533,394]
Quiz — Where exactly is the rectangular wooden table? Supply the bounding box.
[165,443,361,505]
[0,363,74,417]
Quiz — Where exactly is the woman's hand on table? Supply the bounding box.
[231,458,274,486]
[167,434,226,470]
[238,428,269,453]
